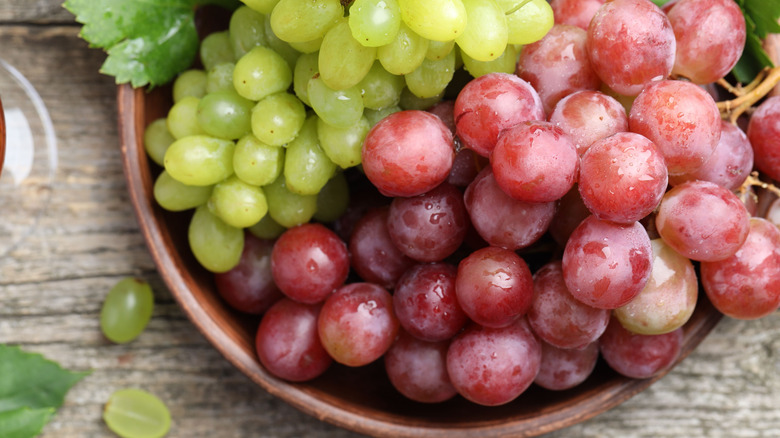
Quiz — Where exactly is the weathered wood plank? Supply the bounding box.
[0,0,80,24]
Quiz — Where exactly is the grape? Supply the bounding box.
[701,218,780,320]
[384,330,457,403]
[283,116,337,195]
[233,134,284,187]
[318,282,400,367]
[550,0,606,30]
[747,95,780,181]
[364,105,401,127]
[404,48,456,99]
[313,172,350,223]
[548,90,628,157]
[307,75,364,129]
[586,0,675,96]
[614,239,698,335]
[262,13,301,70]
[269,0,343,43]
[455,0,508,62]
[562,215,653,309]
[361,110,454,197]
[515,25,600,114]
[233,45,292,101]
[255,298,332,381]
[446,319,541,406]
[386,182,467,262]
[248,213,287,240]
[229,5,267,59]
[578,132,668,224]
[188,205,244,273]
[527,261,610,350]
[271,223,349,304]
[534,341,599,391]
[349,0,402,47]
[426,40,456,61]
[214,233,283,314]
[153,170,212,212]
[166,96,206,139]
[262,175,318,228]
[317,116,370,169]
[655,180,750,262]
[453,73,544,158]
[767,198,780,229]
[349,207,415,289]
[173,69,207,103]
[250,92,306,146]
[491,121,579,203]
[548,186,590,247]
[293,52,319,106]
[209,175,268,228]
[629,79,721,176]
[399,87,444,110]
[289,37,322,54]
[143,118,175,166]
[460,44,519,77]
[464,166,555,250]
[497,0,554,45]
[667,0,746,84]
[206,62,236,94]
[319,19,377,90]
[398,0,467,42]
[599,316,683,379]
[377,22,429,76]
[100,277,154,344]
[200,30,235,71]
[426,100,455,133]
[197,90,254,140]
[357,61,405,110]
[242,0,280,14]
[103,389,171,438]
[164,135,235,186]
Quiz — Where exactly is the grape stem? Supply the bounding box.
[740,171,780,198]
[718,66,780,124]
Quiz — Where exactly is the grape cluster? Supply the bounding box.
[145,0,780,408]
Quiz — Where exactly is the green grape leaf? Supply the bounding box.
[732,0,780,83]
[0,407,55,438]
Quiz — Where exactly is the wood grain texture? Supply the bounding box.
[0,2,778,437]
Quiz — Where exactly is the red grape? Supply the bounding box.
[549,90,629,157]
[447,147,487,187]
[349,207,415,290]
[384,330,457,403]
[747,95,780,181]
[550,0,606,30]
[426,100,455,134]
[534,341,599,391]
[599,316,683,379]
[548,186,591,247]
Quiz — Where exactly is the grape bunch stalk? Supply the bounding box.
[146,0,780,408]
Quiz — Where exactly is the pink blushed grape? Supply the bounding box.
[550,0,606,31]
[549,90,629,157]
[534,341,599,391]
[349,207,415,289]
[384,330,457,403]
[599,316,683,379]
[747,95,780,181]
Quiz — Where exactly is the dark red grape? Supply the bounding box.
[599,316,683,379]
[384,330,457,403]
[534,341,599,391]
[349,206,415,289]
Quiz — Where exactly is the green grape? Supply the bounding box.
[455,0,508,62]
[348,0,402,47]
[284,116,337,195]
[307,76,364,128]
[233,45,292,101]
[461,43,519,77]
[242,0,280,14]
[209,175,269,228]
[197,90,254,140]
[189,205,244,272]
[357,61,405,110]
[164,135,235,186]
[234,134,285,186]
[167,97,206,139]
[319,19,377,90]
[143,118,175,166]
[399,87,444,110]
[248,212,286,239]
[317,115,369,168]
[173,69,207,103]
[200,30,235,71]
[103,389,170,438]
[293,52,319,106]
[206,62,236,93]
[289,37,322,54]
[398,0,467,42]
[100,277,154,344]
[251,92,306,146]
[426,40,456,61]
[270,0,343,43]
[263,175,318,228]
[364,105,401,126]
[377,22,429,75]
[154,170,213,212]
[498,0,554,45]
[229,5,268,59]
[404,48,456,98]
[263,14,301,71]
[313,171,350,223]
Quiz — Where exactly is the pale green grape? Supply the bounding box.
[377,22,429,75]
[398,0,467,41]
[233,134,285,186]
[293,52,319,106]
[248,212,286,239]
[364,105,401,126]
[456,0,508,62]
[498,0,554,45]
[426,40,456,61]
[317,115,370,168]
[313,171,350,223]
[357,61,405,110]
[251,92,306,146]
[189,205,244,272]
[263,175,318,227]
[230,5,268,59]
[263,14,301,70]
[270,0,343,43]
[200,30,235,71]
[164,135,235,186]
[242,0,280,14]
[206,62,236,93]
[103,389,170,438]
[348,0,402,47]
[399,87,444,110]
[100,277,154,344]
[307,76,364,128]
[289,38,322,54]
[284,116,337,195]
[144,118,175,166]
[233,45,292,101]
[197,90,254,140]
[154,170,213,212]
[173,69,207,103]
[405,48,456,98]
[319,19,377,90]
[209,175,269,228]
[461,44,519,77]
[167,97,206,139]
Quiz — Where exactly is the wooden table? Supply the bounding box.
[0,2,778,437]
